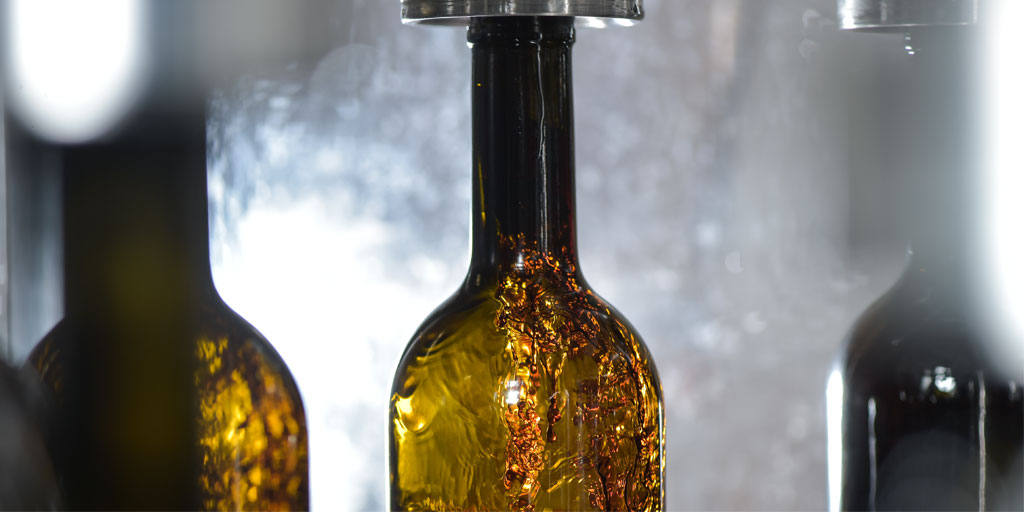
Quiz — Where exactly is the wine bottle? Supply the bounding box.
[388,14,664,512]
[10,8,311,505]
[21,102,309,510]
[827,27,1024,511]
[0,360,61,510]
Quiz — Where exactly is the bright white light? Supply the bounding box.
[5,0,147,143]
[825,367,844,512]
[982,0,1024,378]
[212,197,448,512]
[934,367,956,394]
[504,380,521,406]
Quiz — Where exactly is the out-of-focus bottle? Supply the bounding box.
[6,2,309,509]
[827,8,1024,510]
[0,361,60,510]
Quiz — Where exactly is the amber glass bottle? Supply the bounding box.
[389,17,664,511]
[22,104,308,510]
[829,30,1024,511]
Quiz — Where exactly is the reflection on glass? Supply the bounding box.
[194,329,308,510]
[829,29,1024,512]
[388,17,663,511]
[22,105,309,510]
[391,237,663,511]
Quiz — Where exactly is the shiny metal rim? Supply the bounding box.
[837,0,977,31]
[401,0,643,25]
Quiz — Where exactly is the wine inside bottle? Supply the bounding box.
[829,29,1024,511]
[389,17,664,511]
[23,106,309,511]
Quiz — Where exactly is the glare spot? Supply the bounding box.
[504,380,521,406]
[934,366,956,394]
[919,371,933,392]
[6,0,148,142]
[826,368,844,512]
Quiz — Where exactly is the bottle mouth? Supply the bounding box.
[400,0,643,26]
[837,0,977,32]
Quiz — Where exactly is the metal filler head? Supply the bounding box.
[400,0,643,25]
[837,0,978,31]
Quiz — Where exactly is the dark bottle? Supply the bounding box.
[10,6,309,508]
[22,105,309,510]
[0,360,61,510]
[828,29,1024,511]
[388,16,664,512]
[23,108,309,511]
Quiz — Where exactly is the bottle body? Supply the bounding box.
[830,265,1024,511]
[0,361,61,510]
[388,16,663,510]
[390,238,663,511]
[29,295,309,511]
[19,107,309,510]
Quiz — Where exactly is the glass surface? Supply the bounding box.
[389,18,662,510]
[0,360,60,509]
[29,299,309,511]
[834,266,1024,510]
[390,240,663,510]
[19,109,309,510]
[829,28,1024,511]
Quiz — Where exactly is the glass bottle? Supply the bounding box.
[12,12,310,506]
[0,360,60,509]
[388,16,664,511]
[23,105,309,511]
[827,28,1024,511]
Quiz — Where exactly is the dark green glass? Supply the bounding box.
[388,17,664,511]
[830,29,1024,511]
[22,104,309,510]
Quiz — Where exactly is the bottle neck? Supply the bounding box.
[62,107,217,314]
[466,17,580,283]
[900,29,979,284]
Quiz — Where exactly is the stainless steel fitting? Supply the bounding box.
[837,0,977,31]
[400,0,643,25]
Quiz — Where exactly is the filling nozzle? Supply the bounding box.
[837,0,977,31]
[400,0,643,25]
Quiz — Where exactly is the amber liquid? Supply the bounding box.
[389,17,664,511]
[23,110,308,511]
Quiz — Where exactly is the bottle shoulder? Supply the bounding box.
[24,298,305,410]
[837,271,1004,394]
[389,271,664,511]
[25,300,310,511]
[193,296,303,392]
[192,298,309,512]
[393,270,660,392]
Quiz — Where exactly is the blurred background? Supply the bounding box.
[2,0,1014,509]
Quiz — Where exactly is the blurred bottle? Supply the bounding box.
[20,106,309,511]
[828,28,1024,511]
[0,360,60,510]
[5,2,308,510]
[388,16,664,511]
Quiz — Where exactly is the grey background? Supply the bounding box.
[3,0,916,509]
